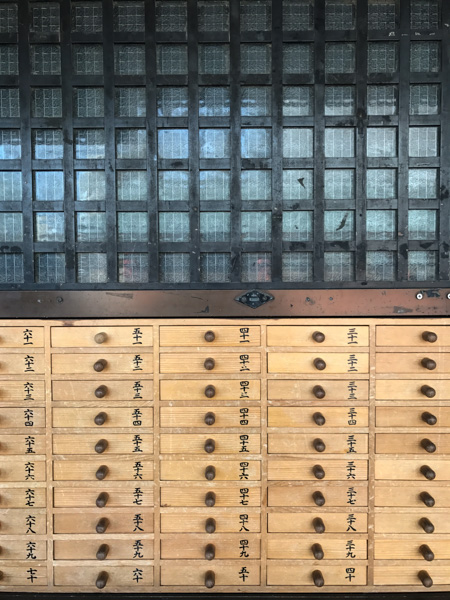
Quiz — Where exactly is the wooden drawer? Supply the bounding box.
[376,406,450,427]
[268,484,368,507]
[376,379,450,401]
[161,561,260,586]
[52,379,153,401]
[160,485,261,507]
[374,564,450,586]
[161,534,260,559]
[0,326,43,347]
[268,326,368,347]
[0,487,46,508]
[53,458,154,481]
[268,512,368,533]
[269,433,368,455]
[54,537,154,560]
[160,406,261,429]
[160,326,260,347]
[53,433,154,455]
[0,353,44,375]
[0,539,47,560]
[160,433,260,455]
[52,353,153,375]
[375,538,450,560]
[375,485,450,507]
[161,512,261,533]
[160,460,260,481]
[160,353,260,374]
[53,406,154,428]
[0,380,45,403]
[51,326,153,348]
[54,565,153,587]
[0,457,46,481]
[376,353,450,374]
[0,434,45,455]
[375,512,450,534]
[376,433,450,455]
[268,379,368,401]
[377,325,450,347]
[375,459,450,481]
[0,509,46,534]
[54,510,154,534]
[0,566,47,586]
[0,407,45,429]
[267,563,367,586]
[268,459,368,481]
[268,352,369,374]
[268,406,369,428]
[160,379,260,401]
[267,536,367,559]
[54,486,154,508]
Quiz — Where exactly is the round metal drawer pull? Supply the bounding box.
[312,570,324,588]
[421,385,436,399]
[95,439,108,454]
[313,412,326,426]
[94,412,107,426]
[94,332,108,344]
[96,544,110,561]
[311,543,324,560]
[205,517,216,534]
[96,492,109,508]
[421,358,437,371]
[421,439,437,453]
[312,331,325,343]
[312,517,325,534]
[96,571,109,589]
[313,385,326,399]
[418,570,433,588]
[93,359,107,372]
[422,412,437,425]
[204,412,216,426]
[422,331,438,343]
[205,570,215,589]
[313,465,325,480]
[313,358,326,371]
[420,465,436,480]
[420,544,435,562]
[95,385,108,399]
[205,491,216,507]
[205,543,215,561]
[204,331,215,342]
[204,386,216,399]
[205,465,216,481]
[204,358,215,371]
[95,465,109,481]
[204,438,215,454]
[95,517,110,534]
[419,491,435,507]
[419,517,435,534]
[313,438,326,453]
[312,491,326,507]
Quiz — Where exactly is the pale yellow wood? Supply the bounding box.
[54,510,154,533]
[52,353,153,374]
[267,563,367,586]
[0,539,47,559]
[0,566,47,586]
[0,407,45,429]
[268,352,369,374]
[0,486,46,508]
[268,512,368,533]
[160,460,260,481]
[376,325,450,347]
[53,458,154,481]
[54,565,154,587]
[376,352,450,374]
[53,433,154,455]
[160,352,261,374]
[0,456,46,481]
[267,536,367,559]
[53,537,154,560]
[160,534,261,559]
[268,406,369,428]
[52,379,153,401]
[375,484,450,507]
[0,380,45,403]
[268,326,369,347]
[374,539,450,560]
[376,406,450,426]
[160,512,261,533]
[160,379,260,401]
[0,434,46,455]
[0,326,44,347]
[160,433,260,454]
[160,325,260,347]
[375,511,450,534]
[268,379,369,401]
[375,458,450,480]
[374,564,450,586]
[268,459,368,481]
[54,486,154,507]
[160,561,260,586]
[160,406,261,428]
[376,379,450,400]
[269,433,368,455]
[53,406,154,428]
[376,433,450,454]
[160,485,261,507]
[268,484,368,507]
[51,326,153,347]
[0,508,46,534]
[0,353,44,375]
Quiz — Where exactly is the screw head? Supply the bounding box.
[416,292,424,300]
[447,292,450,300]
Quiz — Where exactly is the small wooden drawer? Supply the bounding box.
[374,563,450,586]
[376,380,450,401]
[160,406,261,429]
[0,566,47,586]
[0,487,46,508]
[376,406,450,427]
[375,538,450,560]
[161,485,261,507]
[52,353,153,375]
[0,381,45,403]
[269,433,368,455]
[161,561,260,586]
[0,326,43,347]
[53,433,154,455]
[268,459,368,481]
[0,509,46,534]
[268,326,368,347]
[0,353,44,375]
[267,535,367,559]
[268,484,368,507]
[52,379,153,401]
[376,353,450,374]
[54,537,154,560]
[267,563,367,586]
[376,433,450,455]
[161,512,261,533]
[53,406,154,429]
[375,459,450,481]
[53,458,154,481]
[377,325,449,347]
[160,460,260,481]
[268,352,369,374]
[54,565,153,587]
[160,379,260,401]
[268,380,369,401]
[54,510,154,534]
[0,407,45,429]
[160,353,260,374]
[54,486,154,508]
[0,434,45,455]
[160,326,260,347]
[375,512,450,534]
[0,457,46,481]
[268,406,369,428]
[0,539,47,560]
[51,326,153,348]
[160,433,260,455]
[161,534,261,559]
[375,485,450,507]
[268,512,368,534]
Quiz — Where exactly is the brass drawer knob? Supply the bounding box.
[96,543,110,560]
[311,543,324,560]
[422,331,438,343]
[312,331,325,343]
[204,358,215,371]
[421,358,437,371]
[313,517,325,534]
[205,385,216,399]
[205,491,216,507]
[204,412,216,426]
[204,439,215,454]
[205,570,215,589]
[420,465,436,480]
[313,464,325,480]
[313,438,326,453]
[95,385,108,398]
[420,544,435,562]
[205,465,216,481]
[418,570,433,588]
[312,570,324,588]
[422,412,437,425]
[205,517,216,534]
[96,517,110,534]
[94,359,107,372]
[95,439,108,454]
[94,332,108,344]
[204,331,215,342]
[96,571,109,589]
[312,491,326,507]
[95,465,109,480]
[313,358,326,371]
[421,385,436,398]
[313,385,326,399]
[419,491,435,507]
[94,412,107,426]
[421,439,436,453]
[313,412,326,426]
[205,543,215,561]
[419,517,435,534]
[96,492,109,508]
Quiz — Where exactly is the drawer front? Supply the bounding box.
[54,487,154,508]
[0,380,45,403]
[160,353,261,374]
[0,509,46,534]
[267,563,367,586]
[160,379,260,401]
[375,485,450,507]
[161,512,261,533]
[53,433,154,455]
[0,326,44,347]
[160,485,261,507]
[268,326,369,347]
[54,537,154,560]
[377,325,449,347]
[0,434,46,455]
[268,512,368,533]
[376,406,450,427]
[160,460,261,481]
[375,512,450,534]
[160,326,260,347]
[53,459,154,481]
[161,562,260,586]
[375,539,450,560]
[0,487,46,508]
[268,406,369,428]
[53,406,154,429]
[374,564,450,586]
[267,536,367,559]
[268,484,368,507]
[54,510,154,534]
[268,380,369,401]
[0,353,44,375]
[376,353,450,374]
[376,433,450,455]
[52,379,153,401]
[269,433,368,455]
[375,459,450,481]
[54,565,153,587]
[376,379,450,401]
[160,433,260,455]
[160,406,261,429]
[51,326,153,348]
[268,460,368,481]
[0,457,46,481]
[0,407,45,429]
[268,353,369,374]
[0,539,47,560]
[161,534,260,559]
[52,353,153,375]
[0,566,47,586]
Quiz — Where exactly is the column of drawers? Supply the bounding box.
[50,326,155,590]
[159,325,262,588]
[266,326,370,588]
[375,325,450,588]
[0,326,47,587]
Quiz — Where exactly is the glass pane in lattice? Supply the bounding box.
[324,170,355,200]
[0,89,19,118]
[115,88,145,118]
[324,252,354,281]
[114,45,145,75]
[200,88,230,117]
[367,42,398,73]
[366,210,396,240]
[118,253,149,283]
[159,253,190,283]
[410,41,440,73]
[283,87,314,117]
[33,130,63,160]
[368,0,396,29]
[325,211,354,241]
[366,251,395,280]
[410,84,440,115]
[73,45,103,75]
[34,212,65,242]
[76,171,106,202]
[366,169,397,199]
[283,0,314,31]
[200,171,230,205]
[408,210,437,240]
[0,46,18,75]
[158,130,189,159]
[241,252,271,282]
[283,129,313,158]
[409,127,439,157]
[241,87,271,117]
[282,252,313,281]
[408,169,437,199]
[325,129,355,158]
[158,44,188,75]
[0,4,18,33]
[410,0,439,29]
[31,3,60,33]
[159,212,190,242]
[241,212,271,242]
[117,171,147,202]
[76,212,106,242]
[325,43,355,74]
[31,88,62,118]
[367,85,398,115]
[35,253,65,283]
[0,130,21,160]
[198,1,229,32]
[325,0,356,30]
[367,128,397,157]
[0,213,22,242]
[200,253,231,282]
[72,2,103,33]
[158,171,189,202]
[116,129,146,159]
[241,44,271,75]
[0,254,23,284]
[241,129,271,159]
[408,251,437,281]
[241,171,271,201]
[34,171,64,202]
[325,86,355,116]
[77,253,107,283]
[31,45,61,75]
[74,88,104,118]
[283,44,314,75]
[200,213,230,242]
[117,212,148,242]
[241,0,271,31]
[0,172,22,202]
[283,170,314,202]
[199,45,230,75]
[75,129,105,160]
[158,88,189,117]
[282,212,313,242]
[156,1,186,32]
[200,129,230,159]
[114,1,145,32]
